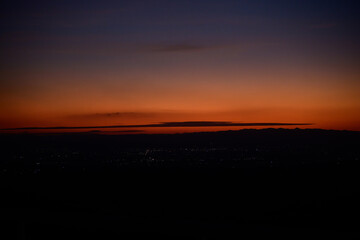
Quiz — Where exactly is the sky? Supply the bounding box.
[1,0,359,133]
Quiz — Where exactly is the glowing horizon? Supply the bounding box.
[1,1,359,133]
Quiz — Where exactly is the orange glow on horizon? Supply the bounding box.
[1,68,360,133]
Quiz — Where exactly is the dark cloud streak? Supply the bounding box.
[73,112,159,118]
[2,121,312,131]
[149,44,211,52]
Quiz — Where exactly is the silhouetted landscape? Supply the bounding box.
[1,128,360,239]
[1,0,359,239]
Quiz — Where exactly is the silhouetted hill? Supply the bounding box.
[0,128,359,239]
[2,127,359,148]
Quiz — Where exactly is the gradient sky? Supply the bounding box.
[1,0,359,133]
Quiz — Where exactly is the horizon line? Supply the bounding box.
[1,121,313,131]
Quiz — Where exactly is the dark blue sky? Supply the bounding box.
[1,0,359,67]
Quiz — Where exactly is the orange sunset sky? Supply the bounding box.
[1,0,359,133]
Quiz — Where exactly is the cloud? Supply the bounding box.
[1,121,312,131]
[72,112,159,118]
[87,130,145,133]
[148,43,211,52]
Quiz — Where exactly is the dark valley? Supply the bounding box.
[1,129,359,239]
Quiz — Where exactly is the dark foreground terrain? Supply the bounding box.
[1,128,360,239]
